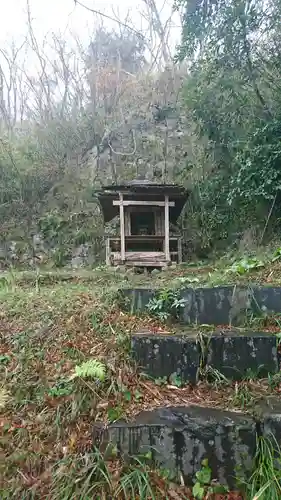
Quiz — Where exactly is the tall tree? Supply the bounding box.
[175,0,281,243]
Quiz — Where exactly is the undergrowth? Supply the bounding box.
[3,243,281,293]
[43,447,180,500]
[1,265,281,498]
[0,280,153,496]
[247,434,281,500]
[146,287,187,321]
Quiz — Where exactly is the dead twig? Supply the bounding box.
[73,0,144,39]
[260,192,278,244]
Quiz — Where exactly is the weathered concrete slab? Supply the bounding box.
[251,287,281,317]
[207,332,278,380]
[119,288,155,313]
[177,286,254,326]
[196,287,254,326]
[131,334,199,384]
[95,405,256,488]
[251,397,281,467]
[121,286,281,326]
[259,397,281,445]
[176,288,197,324]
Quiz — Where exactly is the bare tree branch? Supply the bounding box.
[108,128,136,156]
[141,0,172,64]
[73,0,145,39]
[0,40,28,130]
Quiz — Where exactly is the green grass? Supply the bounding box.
[3,243,281,306]
[247,434,281,500]
[3,244,281,301]
[46,448,169,500]
[1,263,281,498]
[1,276,197,498]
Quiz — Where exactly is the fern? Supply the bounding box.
[0,388,10,410]
[70,359,106,381]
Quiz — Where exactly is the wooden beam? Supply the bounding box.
[113,200,175,207]
[106,236,180,241]
[116,261,168,267]
[111,251,167,268]
[178,238,183,264]
[164,195,170,262]
[105,237,110,266]
[111,251,178,259]
[119,193,125,262]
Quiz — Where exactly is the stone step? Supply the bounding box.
[120,285,281,326]
[94,402,281,488]
[131,330,279,383]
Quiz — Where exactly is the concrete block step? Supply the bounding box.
[120,285,281,326]
[132,332,199,384]
[93,400,281,489]
[94,405,256,488]
[131,330,279,383]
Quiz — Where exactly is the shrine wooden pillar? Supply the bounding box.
[119,192,125,263]
[164,195,170,263]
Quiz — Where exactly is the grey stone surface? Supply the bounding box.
[71,244,90,268]
[96,405,256,488]
[122,286,281,326]
[120,288,155,313]
[253,397,281,466]
[251,287,281,316]
[178,288,197,323]
[177,286,253,326]
[1,234,98,268]
[131,334,199,384]
[260,397,281,445]
[207,332,278,380]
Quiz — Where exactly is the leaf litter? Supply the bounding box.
[0,274,278,498]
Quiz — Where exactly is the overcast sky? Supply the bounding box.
[0,0,181,46]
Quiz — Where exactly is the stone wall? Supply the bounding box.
[95,406,256,488]
[131,330,279,383]
[96,285,281,488]
[94,401,281,488]
[121,285,281,326]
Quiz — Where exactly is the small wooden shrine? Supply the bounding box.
[97,180,189,268]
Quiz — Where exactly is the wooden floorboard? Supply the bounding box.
[112,251,165,261]
[111,251,170,267]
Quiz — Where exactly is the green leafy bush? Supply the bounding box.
[147,288,187,321]
[228,257,264,275]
